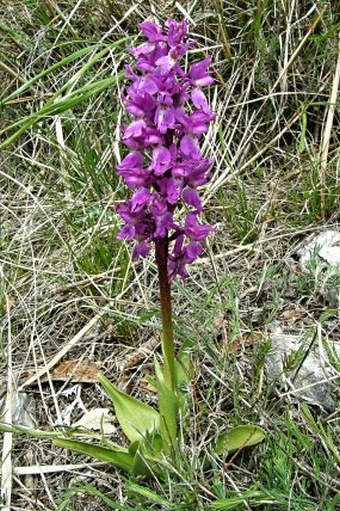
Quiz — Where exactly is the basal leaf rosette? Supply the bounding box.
[116,19,215,280]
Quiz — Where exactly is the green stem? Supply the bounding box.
[155,236,176,392]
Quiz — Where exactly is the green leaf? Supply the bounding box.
[57,482,139,511]
[153,359,179,453]
[128,432,163,457]
[128,436,164,478]
[1,45,98,106]
[53,439,134,471]
[211,490,266,510]
[175,352,193,388]
[158,384,179,450]
[98,373,160,443]
[132,445,156,477]
[215,425,266,455]
[126,481,175,508]
[0,75,124,150]
[0,38,131,150]
[0,423,61,439]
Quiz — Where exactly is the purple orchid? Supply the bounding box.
[116,18,214,280]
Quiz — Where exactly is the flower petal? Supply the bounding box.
[191,88,209,113]
[152,146,172,175]
[180,135,200,160]
[183,187,203,211]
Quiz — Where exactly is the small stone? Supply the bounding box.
[297,230,340,268]
[0,391,36,428]
[296,230,340,307]
[72,408,116,434]
[266,328,336,412]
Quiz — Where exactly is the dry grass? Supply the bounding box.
[0,1,339,509]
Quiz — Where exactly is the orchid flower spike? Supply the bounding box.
[116,18,215,280]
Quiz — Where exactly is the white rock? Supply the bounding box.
[296,230,340,306]
[73,408,116,434]
[318,246,340,265]
[266,329,337,412]
[0,391,36,428]
[298,230,340,268]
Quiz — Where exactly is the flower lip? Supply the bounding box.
[151,146,172,175]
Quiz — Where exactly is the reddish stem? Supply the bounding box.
[155,236,176,391]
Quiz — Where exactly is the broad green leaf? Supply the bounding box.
[128,437,164,477]
[154,356,165,384]
[53,439,134,471]
[158,383,179,449]
[215,425,266,455]
[128,433,163,457]
[98,373,160,443]
[132,446,156,477]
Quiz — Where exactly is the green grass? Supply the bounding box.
[0,1,339,510]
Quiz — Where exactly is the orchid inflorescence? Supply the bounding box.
[116,18,215,280]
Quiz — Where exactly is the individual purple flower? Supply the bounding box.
[133,241,151,260]
[155,105,176,134]
[130,188,152,212]
[182,187,202,211]
[168,235,203,281]
[180,135,201,160]
[125,90,155,118]
[152,197,176,238]
[151,146,172,175]
[184,212,212,241]
[116,18,215,280]
[191,88,210,114]
[140,21,166,42]
[166,19,188,47]
[122,120,163,149]
[116,152,149,188]
[188,57,214,87]
[159,178,182,204]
